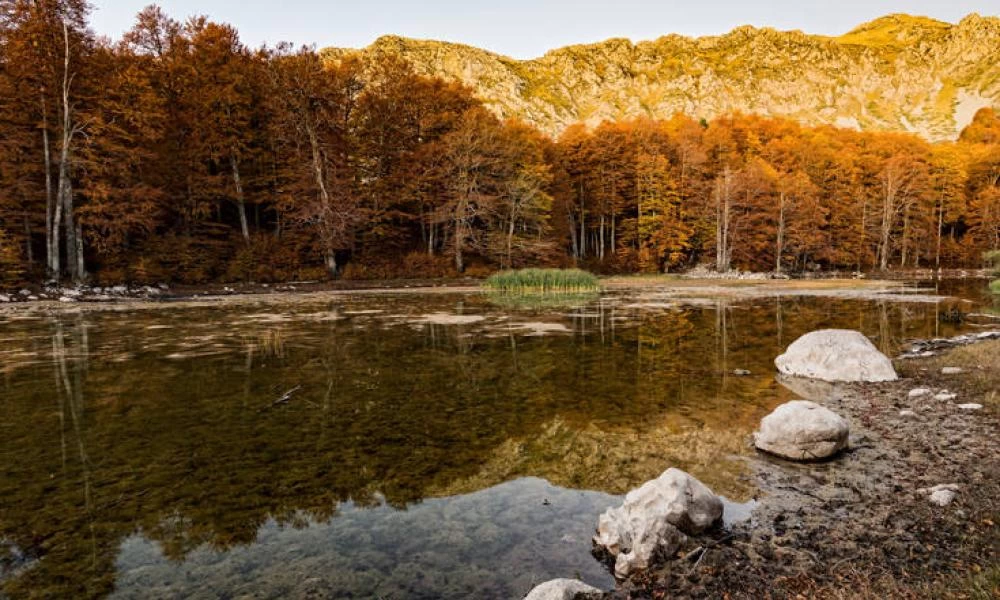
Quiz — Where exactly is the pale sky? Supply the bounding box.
[89,0,999,59]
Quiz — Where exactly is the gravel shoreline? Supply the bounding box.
[597,338,999,599]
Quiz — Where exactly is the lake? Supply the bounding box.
[0,280,993,599]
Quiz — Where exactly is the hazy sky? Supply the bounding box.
[89,0,999,58]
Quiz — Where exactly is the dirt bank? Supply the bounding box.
[598,338,999,600]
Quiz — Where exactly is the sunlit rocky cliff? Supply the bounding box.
[323,13,1000,140]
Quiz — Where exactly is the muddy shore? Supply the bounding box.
[598,338,999,600]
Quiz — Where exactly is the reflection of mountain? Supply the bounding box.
[426,417,761,501]
[0,291,965,597]
[111,477,616,600]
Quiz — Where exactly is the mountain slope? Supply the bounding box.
[323,13,1000,140]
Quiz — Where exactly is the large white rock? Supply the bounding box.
[775,329,897,382]
[754,400,850,461]
[593,468,723,578]
[523,579,602,600]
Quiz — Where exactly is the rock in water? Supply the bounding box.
[523,579,602,600]
[754,400,850,461]
[774,329,897,382]
[593,468,723,578]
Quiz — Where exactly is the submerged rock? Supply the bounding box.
[774,329,897,382]
[522,578,602,600]
[754,400,850,461]
[593,468,723,578]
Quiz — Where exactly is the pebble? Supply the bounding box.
[908,388,932,399]
[934,392,958,402]
[918,483,960,507]
[929,489,957,506]
[732,369,752,376]
[898,410,918,419]
[957,403,983,411]
[941,367,964,375]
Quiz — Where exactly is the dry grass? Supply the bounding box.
[920,340,1000,411]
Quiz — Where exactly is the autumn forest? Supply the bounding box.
[1,1,1000,287]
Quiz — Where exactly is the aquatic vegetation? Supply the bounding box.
[987,251,1000,295]
[484,291,599,310]
[483,269,600,294]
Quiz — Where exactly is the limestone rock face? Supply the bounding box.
[775,329,897,382]
[754,400,850,461]
[522,578,602,600]
[593,468,723,578]
[324,14,1000,141]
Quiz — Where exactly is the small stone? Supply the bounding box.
[523,579,602,600]
[908,388,932,399]
[58,296,75,303]
[27,295,38,301]
[18,289,31,296]
[957,403,983,411]
[941,367,964,375]
[732,369,752,376]
[898,410,918,419]
[929,489,957,506]
[0,294,9,302]
[934,392,957,402]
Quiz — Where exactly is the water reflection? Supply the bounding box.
[0,284,984,598]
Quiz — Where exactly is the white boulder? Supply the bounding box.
[774,329,897,382]
[594,468,723,578]
[754,400,850,461]
[523,579,602,600]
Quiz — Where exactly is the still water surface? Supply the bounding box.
[0,281,991,599]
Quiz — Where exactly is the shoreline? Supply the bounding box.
[0,275,987,315]
[596,335,999,599]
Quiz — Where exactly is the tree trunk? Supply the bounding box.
[775,191,785,274]
[231,153,250,244]
[935,196,944,275]
[23,213,33,266]
[42,96,59,278]
[57,20,82,283]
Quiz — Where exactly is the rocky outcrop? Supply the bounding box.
[522,578,602,600]
[754,401,850,461]
[775,329,898,382]
[324,14,1000,141]
[593,468,723,578]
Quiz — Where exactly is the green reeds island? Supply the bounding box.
[986,250,1000,295]
[483,268,600,294]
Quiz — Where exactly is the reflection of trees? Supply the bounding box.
[0,295,973,598]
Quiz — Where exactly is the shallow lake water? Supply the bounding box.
[0,280,993,599]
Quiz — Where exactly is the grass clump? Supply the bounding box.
[985,250,1000,296]
[483,268,600,294]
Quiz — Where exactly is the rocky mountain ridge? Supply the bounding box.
[323,13,1000,140]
